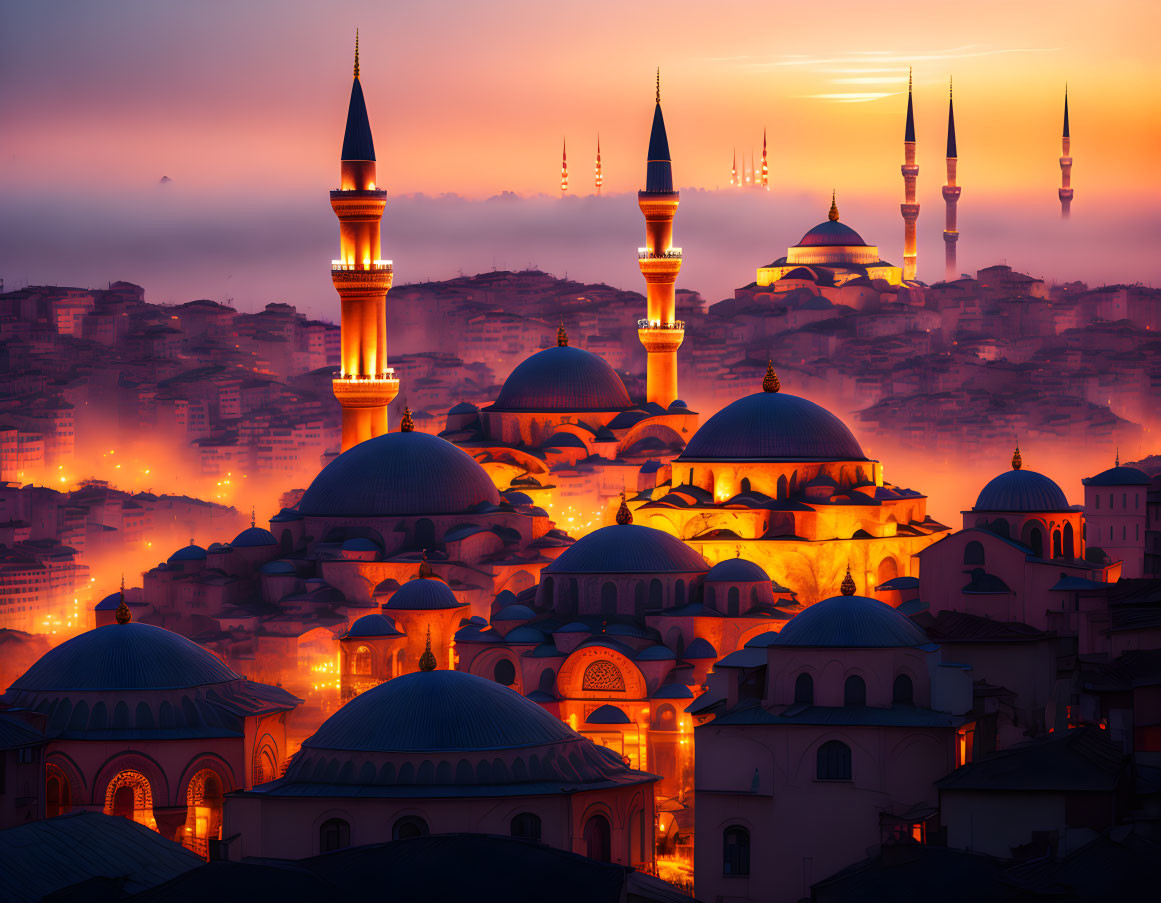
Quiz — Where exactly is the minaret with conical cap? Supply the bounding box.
[942,77,961,282]
[331,30,398,451]
[594,135,602,195]
[561,138,568,195]
[900,68,920,282]
[731,148,737,187]
[760,128,769,191]
[1059,86,1073,218]
[636,69,684,408]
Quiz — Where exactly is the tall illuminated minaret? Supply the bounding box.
[760,128,769,191]
[731,148,737,187]
[941,78,961,282]
[900,68,919,282]
[561,138,569,195]
[1059,86,1073,218]
[636,69,683,408]
[594,135,602,195]
[331,31,398,452]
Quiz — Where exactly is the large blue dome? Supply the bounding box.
[974,469,1070,512]
[384,578,463,610]
[774,594,929,648]
[1083,465,1151,487]
[7,623,239,691]
[299,431,500,517]
[679,392,867,462]
[490,345,631,412]
[231,526,277,547]
[303,669,579,753]
[797,219,868,248]
[544,523,708,574]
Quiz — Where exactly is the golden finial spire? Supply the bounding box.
[400,407,414,432]
[949,75,953,99]
[353,28,360,79]
[656,67,660,104]
[418,625,437,671]
[1115,446,1120,467]
[616,490,633,525]
[840,566,857,596]
[557,317,568,347]
[418,549,433,580]
[908,66,913,91]
[250,506,256,529]
[828,190,839,222]
[1011,441,1022,471]
[115,574,131,624]
[762,360,780,393]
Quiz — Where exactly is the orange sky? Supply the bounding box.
[2,0,1159,203]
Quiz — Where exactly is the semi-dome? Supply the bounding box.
[678,392,867,462]
[773,594,929,648]
[260,560,296,576]
[303,669,584,753]
[167,543,207,564]
[796,219,868,248]
[1084,465,1151,487]
[544,523,708,575]
[299,431,500,517]
[384,578,463,610]
[231,526,277,547]
[706,558,770,583]
[346,614,402,638]
[974,469,1069,512]
[7,623,239,692]
[490,346,631,413]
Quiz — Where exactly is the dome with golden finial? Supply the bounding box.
[615,491,633,525]
[840,567,857,596]
[557,318,568,347]
[974,447,1070,512]
[490,345,631,413]
[773,590,929,648]
[418,626,438,671]
[1012,442,1022,471]
[794,192,870,248]
[400,407,415,432]
[762,361,780,393]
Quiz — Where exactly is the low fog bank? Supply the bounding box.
[3,186,1158,315]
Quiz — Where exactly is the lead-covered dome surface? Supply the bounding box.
[384,578,463,610]
[773,594,929,648]
[544,523,708,574]
[231,526,277,547]
[705,558,770,583]
[1084,465,1151,487]
[490,346,631,412]
[679,392,867,461]
[7,623,240,691]
[974,469,1070,512]
[303,669,581,753]
[797,220,869,248]
[299,431,500,517]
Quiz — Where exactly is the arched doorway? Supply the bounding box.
[184,769,224,859]
[104,770,156,830]
[584,813,611,862]
[876,557,899,585]
[46,764,71,818]
[600,581,618,615]
[1063,522,1075,558]
[352,645,372,676]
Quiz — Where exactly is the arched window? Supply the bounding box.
[794,673,814,705]
[877,557,899,585]
[740,477,751,494]
[844,675,866,707]
[963,541,985,566]
[648,578,663,609]
[510,812,542,843]
[582,660,625,692]
[392,816,428,841]
[541,576,555,609]
[776,475,788,500]
[184,769,224,859]
[583,813,611,862]
[1029,526,1044,559]
[1094,494,1100,509]
[320,817,350,852]
[538,668,556,693]
[723,825,751,876]
[104,770,155,829]
[1052,530,1062,559]
[893,674,914,705]
[415,518,435,550]
[45,764,71,818]
[567,578,579,614]
[656,703,676,729]
[1063,522,1075,558]
[633,581,645,616]
[493,658,516,686]
[674,580,685,607]
[727,586,740,617]
[600,581,618,615]
[992,519,1010,538]
[352,645,372,676]
[817,740,852,781]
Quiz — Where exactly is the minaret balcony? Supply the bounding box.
[332,371,400,408]
[638,253,683,282]
[330,189,387,218]
[637,321,685,354]
[331,260,393,293]
[942,186,961,201]
[638,248,683,259]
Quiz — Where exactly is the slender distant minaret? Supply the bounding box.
[1059,86,1073,218]
[561,138,568,195]
[942,78,961,282]
[731,148,737,187]
[594,135,602,195]
[900,68,919,282]
[761,128,769,191]
[331,30,398,451]
[637,69,683,408]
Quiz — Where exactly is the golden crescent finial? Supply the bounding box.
[656,67,660,104]
[354,29,360,79]
[1012,441,1022,471]
[828,190,839,222]
[418,625,437,671]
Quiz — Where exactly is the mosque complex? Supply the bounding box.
[7,34,1151,903]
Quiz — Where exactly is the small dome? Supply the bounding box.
[774,595,929,648]
[637,645,677,661]
[341,537,380,552]
[974,469,1069,512]
[683,637,717,659]
[494,603,536,621]
[502,491,534,507]
[385,578,463,611]
[503,626,547,644]
[491,346,631,412]
[586,704,632,724]
[796,219,868,248]
[544,524,708,575]
[679,392,866,462]
[259,560,296,576]
[346,614,402,638]
[270,508,303,523]
[8,623,239,691]
[299,431,500,517]
[231,527,277,547]
[555,621,591,634]
[167,544,207,564]
[654,683,695,699]
[302,670,581,753]
[706,558,770,583]
[95,592,123,611]
[1084,465,1151,487]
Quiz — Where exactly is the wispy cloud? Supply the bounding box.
[750,44,1059,69]
[802,92,903,103]
[832,76,911,85]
